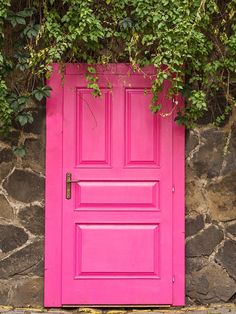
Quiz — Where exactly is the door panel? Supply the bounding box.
[75,181,158,208]
[125,89,159,166]
[62,71,173,305]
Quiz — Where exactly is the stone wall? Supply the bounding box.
[0,106,236,306]
[0,107,45,306]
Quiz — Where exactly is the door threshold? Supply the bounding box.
[62,305,171,308]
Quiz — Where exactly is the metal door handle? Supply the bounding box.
[66,172,80,199]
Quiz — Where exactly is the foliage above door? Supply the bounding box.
[1,0,236,138]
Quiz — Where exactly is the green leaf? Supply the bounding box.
[13,146,26,157]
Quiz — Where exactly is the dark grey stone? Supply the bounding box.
[18,205,44,235]
[0,148,15,164]
[192,129,225,178]
[0,240,44,279]
[186,214,204,237]
[0,224,28,253]
[226,222,236,237]
[23,138,45,173]
[186,257,208,274]
[3,169,44,203]
[216,240,236,279]
[186,262,236,303]
[186,225,223,257]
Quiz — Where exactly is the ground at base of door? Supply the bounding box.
[0,304,236,314]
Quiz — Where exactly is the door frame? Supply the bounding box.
[44,63,185,307]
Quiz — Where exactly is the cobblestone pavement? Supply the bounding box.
[0,304,236,314]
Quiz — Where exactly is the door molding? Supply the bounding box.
[44,63,185,307]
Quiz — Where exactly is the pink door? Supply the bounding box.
[45,64,185,307]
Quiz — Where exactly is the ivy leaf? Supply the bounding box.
[15,112,33,126]
[32,86,52,101]
[87,66,96,74]
[23,24,40,39]
[119,17,132,30]
[13,146,26,158]
[150,104,161,113]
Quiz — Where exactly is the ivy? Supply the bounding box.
[1,0,236,140]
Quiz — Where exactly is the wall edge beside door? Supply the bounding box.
[44,64,63,307]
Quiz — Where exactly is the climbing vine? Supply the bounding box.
[1,0,236,150]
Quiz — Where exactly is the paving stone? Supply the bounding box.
[3,169,44,203]
[0,224,28,253]
[186,225,223,257]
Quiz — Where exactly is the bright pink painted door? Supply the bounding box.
[62,66,174,305]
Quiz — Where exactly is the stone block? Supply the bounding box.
[0,195,14,220]
[0,148,15,164]
[0,240,44,279]
[223,122,236,176]
[0,224,28,253]
[186,214,204,237]
[186,225,223,257]
[206,172,236,221]
[0,280,10,305]
[215,240,236,280]
[23,138,45,174]
[8,277,44,307]
[186,257,208,274]
[18,205,44,235]
[226,222,236,237]
[192,128,225,178]
[3,169,44,203]
[186,262,236,303]
[186,130,199,157]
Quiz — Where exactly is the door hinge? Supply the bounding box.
[172,186,175,192]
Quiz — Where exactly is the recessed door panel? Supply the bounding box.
[75,224,159,277]
[125,89,159,167]
[76,89,111,167]
[75,181,158,208]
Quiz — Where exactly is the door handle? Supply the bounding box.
[66,172,80,199]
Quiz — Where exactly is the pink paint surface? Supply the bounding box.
[45,64,185,307]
